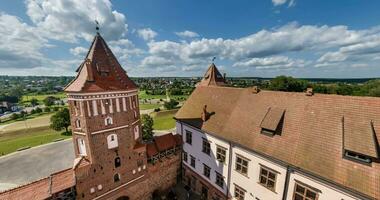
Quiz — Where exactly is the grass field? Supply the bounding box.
[0,114,52,132]
[0,126,71,156]
[151,109,178,130]
[138,90,189,101]
[139,104,161,110]
[21,93,66,104]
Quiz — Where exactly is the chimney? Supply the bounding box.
[201,105,208,122]
[252,86,260,94]
[306,88,314,96]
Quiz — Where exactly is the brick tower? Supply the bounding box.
[64,32,147,200]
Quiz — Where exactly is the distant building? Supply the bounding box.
[175,64,380,200]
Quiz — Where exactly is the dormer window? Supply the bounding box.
[260,107,285,136]
[343,118,378,165]
[105,116,113,126]
[344,151,372,164]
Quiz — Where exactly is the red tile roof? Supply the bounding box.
[155,133,177,152]
[64,33,137,93]
[0,169,74,200]
[197,63,226,87]
[176,85,380,199]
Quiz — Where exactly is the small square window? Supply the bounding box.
[259,166,277,191]
[215,172,224,189]
[186,130,192,145]
[190,155,196,168]
[235,155,249,176]
[216,146,226,163]
[234,185,245,200]
[293,182,319,200]
[202,139,211,155]
[203,164,211,179]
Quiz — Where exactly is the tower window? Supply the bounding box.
[114,173,120,182]
[105,116,113,126]
[134,126,139,140]
[75,119,81,128]
[115,157,121,168]
[107,134,118,149]
[77,138,87,156]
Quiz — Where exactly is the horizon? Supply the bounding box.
[1,0,380,78]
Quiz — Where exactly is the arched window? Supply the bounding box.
[77,138,87,156]
[105,116,113,126]
[107,134,118,149]
[115,157,121,168]
[134,126,139,140]
[114,173,120,182]
[75,119,81,128]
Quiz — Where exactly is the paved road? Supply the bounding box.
[0,139,74,192]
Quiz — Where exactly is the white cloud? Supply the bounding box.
[69,46,87,57]
[137,28,157,41]
[233,56,306,69]
[0,13,47,69]
[272,0,295,7]
[175,30,199,38]
[25,0,128,42]
[272,0,287,6]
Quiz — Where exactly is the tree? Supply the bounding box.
[164,99,179,110]
[50,108,71,133]
[30,98,38,107]
[269,76,308,92]
[35,107,43,113]
[44,107,51,112]
[141,114,154,141]
[43,96,58,106]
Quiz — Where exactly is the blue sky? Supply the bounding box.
[0,0,380,78]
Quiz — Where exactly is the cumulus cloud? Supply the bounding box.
[69,46,87,57]
[0,13,47,69]
[272,0,295,7]
[233,56,306,69]
[25,0,128,42]
[175,30,199,38]
[137,28,157,41]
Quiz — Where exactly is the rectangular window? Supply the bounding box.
[186,130,192,145]
[216,146,226,163]
[203,164,211,179]
[190,155,196,168]
[293,182,319,200]
[234,185,246,200]
[215,172,224,189]
[183,151,188,162]
[259,166,277,191]
[235,155,249,175]
[202,138,211,155]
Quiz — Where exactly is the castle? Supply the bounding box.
[0,32,182,200]
[1,32,380,200]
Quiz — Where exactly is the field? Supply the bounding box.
[21,93,66,105]
[0,126,71,156]
[0,114,52,132]
[139,104,161,110]
[151,109,178,130]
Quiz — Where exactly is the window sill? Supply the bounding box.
[257,182,277,194]
[235,170,249,178]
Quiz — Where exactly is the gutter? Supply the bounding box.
[226,141,233,198]
[282,166,292,200]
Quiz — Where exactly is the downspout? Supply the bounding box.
[282,166,292,200]
[226,141,233,199]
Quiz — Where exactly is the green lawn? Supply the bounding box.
[151,109,178,130]
[21,93,66,105]
[138,90,189,101]
[139,104,161,110]
[0,126,71,156]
